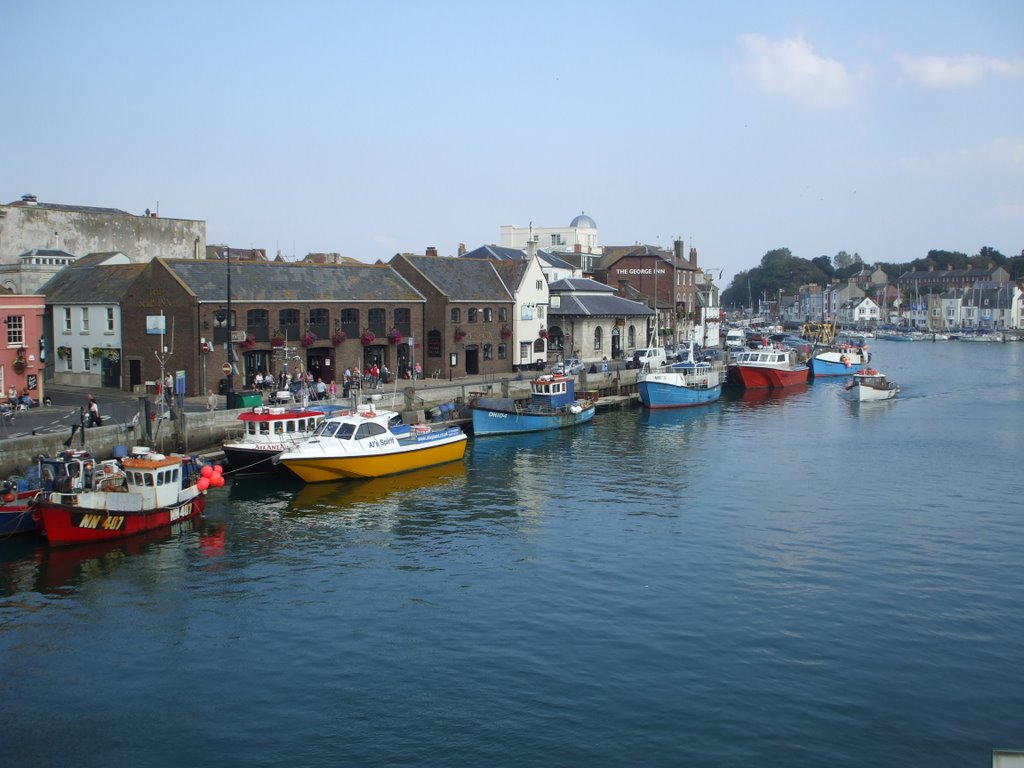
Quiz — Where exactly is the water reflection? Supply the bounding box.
[0,519,206,598]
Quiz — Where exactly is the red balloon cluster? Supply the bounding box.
[197,463,225,491]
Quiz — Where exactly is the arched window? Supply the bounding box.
[309,308,329,338]
[279,309,300,338]
[628,325,636,348]
[368,308,386,335]
[247,309,269,342]
[341,309,359,337]
[483,308,493,322]
[394,307,411,335]
[450,308,461,324]
[468,308,478,323]
[594,326,603,351]
[483,343,493,360]
[427,329,442,358]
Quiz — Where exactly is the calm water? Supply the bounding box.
[2,340,1022,767]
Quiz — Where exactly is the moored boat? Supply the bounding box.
[844,368,899,402]
[1,477,42,536]
[809,343,871,377]
[276,406,467,482]
[471,373,595,436]
[30,448,214,547]
[726,347,809,389]
[223,404,347,474]
[638,342,726,409]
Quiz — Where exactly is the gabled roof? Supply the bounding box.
[536,249,576,271]
[163,260,424,303]
[461,244,524,261]
[37,262,147,303]
[392,255,513,302]
[549,277,653,318]
[75,252,130,267]
[490,260,530,295]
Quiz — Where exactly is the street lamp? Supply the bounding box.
[224,247,234,408]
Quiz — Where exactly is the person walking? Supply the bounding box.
[207,389,218,411]
[87,394,103,427]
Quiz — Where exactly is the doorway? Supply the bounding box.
[465,345,479,375]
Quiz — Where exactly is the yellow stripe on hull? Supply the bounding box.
[281,439,467,483]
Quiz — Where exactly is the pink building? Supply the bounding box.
[1,293,46,403]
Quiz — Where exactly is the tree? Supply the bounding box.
[812,255,835,280]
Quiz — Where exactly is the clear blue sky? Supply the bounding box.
[2,1,1021,287]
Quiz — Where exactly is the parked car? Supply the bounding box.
[552,358,585,375]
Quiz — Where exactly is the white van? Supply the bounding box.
[725,328,746,350]
[628,347,668,370]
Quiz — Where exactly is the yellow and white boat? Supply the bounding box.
[276,406,467,483]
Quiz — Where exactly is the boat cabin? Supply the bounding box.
[238,407,327,439]
[530,374,578,409]
[733,349,794,367]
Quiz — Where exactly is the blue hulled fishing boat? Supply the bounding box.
[471,373,595,436]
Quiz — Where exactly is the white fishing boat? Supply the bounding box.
[844,369,899,402]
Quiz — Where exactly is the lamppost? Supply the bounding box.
[224,247,234,408]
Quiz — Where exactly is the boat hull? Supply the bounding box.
[472,404,596,436]
[809,349,870,377]
[222,445,289,475]
[280,435,467,482]
[1,491,40,535]
[727,364,808,389]
[637,378,722,409]
[34,494,205,547]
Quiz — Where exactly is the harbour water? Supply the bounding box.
[2,340,1022,767]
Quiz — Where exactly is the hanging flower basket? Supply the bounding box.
[360,330,376,346]
[454,327,467,342]
[271,332,286,348]
[387,328,403,344]
[538,328,549,340]
[301,332,317,348]
[240,334,256,349]
[57,346,70,360]
[332,330,347,345]
[108,351,120,363]
[500,324,512,340]
[12,358,26,374]
[90,347,105,358]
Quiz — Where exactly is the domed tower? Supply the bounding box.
[570,213,597,230]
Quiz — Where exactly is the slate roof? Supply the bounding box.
[394,255,513,302]
[37,262,147,302]
[17,248,77,259]
[549,278,654,318]
[462,244,577,273]
[164,260,424,303]
[491,260,529,294]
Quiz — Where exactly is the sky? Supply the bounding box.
[2,1,1022,288]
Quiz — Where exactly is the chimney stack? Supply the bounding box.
[426,246,438,257]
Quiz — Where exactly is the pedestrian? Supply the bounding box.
[207,389,217,411]
[87,394,103,426]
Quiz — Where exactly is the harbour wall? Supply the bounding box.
[1,370,640,477]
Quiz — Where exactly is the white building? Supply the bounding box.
[500,213,602,273]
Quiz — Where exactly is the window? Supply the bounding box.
[247,309,269,341]
[497,343,507,360]
[551,234,563,246]
[536,280,543,290]
[83,348,91,371]
[483,308,492,322]
[483,343,493,360]
[594,326,603,351]
[279,308,300,337]
[81,307,89,332]
[498,308,507,322]
[341,309,360,337]
[5,315,24,346]
[468,308,478,323]
[427,329,442,358]
[394,307,411,335]
[106,307,115,332]
[538,306,545,320]
[520,342,532,362]
[450,308,461,324]
[521,305,534,321]
[368,308,386,335]
[63,307,72,333]
[628,326,636,348]
[309,308,329,338]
